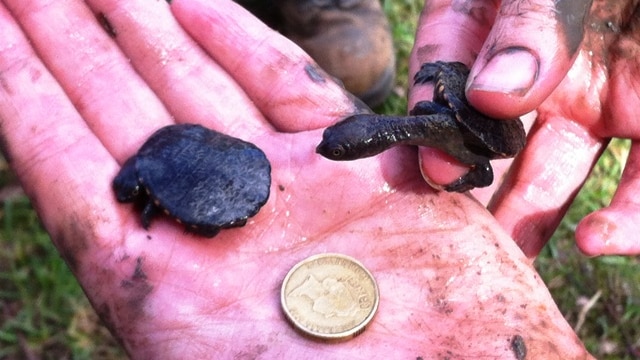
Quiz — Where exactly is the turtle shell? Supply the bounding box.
[414,61,526,158]
[117,123,271,237]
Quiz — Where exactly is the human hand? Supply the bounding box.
[0,0,590,357]
[410,0,640,257]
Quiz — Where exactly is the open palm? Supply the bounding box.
[1,0,590,358]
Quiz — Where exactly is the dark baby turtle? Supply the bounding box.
[113,124,271,237]
[316,61,526,192]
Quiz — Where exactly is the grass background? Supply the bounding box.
[1,0,639,358]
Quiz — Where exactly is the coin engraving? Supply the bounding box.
[281,253,379,340]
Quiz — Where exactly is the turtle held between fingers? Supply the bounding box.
[316,61,526,192]
[113,124,271,237]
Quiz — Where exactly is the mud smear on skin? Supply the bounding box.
[496,0,590,61]
[304,63,327,83]
[52,212,154,353]
[306,59,375,116]
[51,213,91,275]
[512,209,560,257]
[415,44,441,64]
[120,257,153,303]
[97,256,154,354]
[96,12,117,38]
[586,0,640,62]
[451,0,497,28]
[555,0,593,55]
[510,334,527,360]
[0,75,14,96]
[233,344,269,359]
[392,216,572,358]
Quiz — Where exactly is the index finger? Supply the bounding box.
[409,0,499,189]
[170,0,365,132]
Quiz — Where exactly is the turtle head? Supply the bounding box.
[316,114,387,161]
[113,157,142,203]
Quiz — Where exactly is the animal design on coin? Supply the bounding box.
[281,253,379,341]
[113,124,271,237]
[316,61,526,192]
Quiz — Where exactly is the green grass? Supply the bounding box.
[1,1,639,359]
[0,162,123,359]
[377,0,423,114]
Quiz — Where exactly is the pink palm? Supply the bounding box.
[0,0,591,357]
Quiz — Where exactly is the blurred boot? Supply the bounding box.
[239,0,395,108]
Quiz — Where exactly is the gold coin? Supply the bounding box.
[281,253,379,341]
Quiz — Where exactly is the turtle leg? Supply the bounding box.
[413,62,443,85]
[186,225,220,238]
[140,201,158,229]
[410,100,452,116]
[443,161,494,192]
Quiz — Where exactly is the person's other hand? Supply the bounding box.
[410,0,640,257]
[1,0,590,357]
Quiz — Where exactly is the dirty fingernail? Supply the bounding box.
[418,147,468,190]
[470,48,538,97]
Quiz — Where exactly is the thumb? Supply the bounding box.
[466,0,592,119]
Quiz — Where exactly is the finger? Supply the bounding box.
[409,0,499,189]
[466,0,592,119]
[169,0,363,132]
[83,0,271,137]
[4,0,172,161]
[576,142,640,256]
[488,115,604,258]
[409,0,497,108]
[0,2,128,280]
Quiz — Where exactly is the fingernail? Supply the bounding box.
[470,48,538,97]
